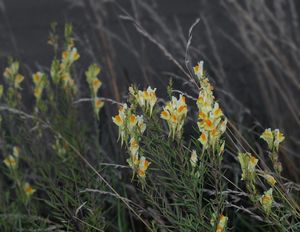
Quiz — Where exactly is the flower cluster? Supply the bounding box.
[85,64,104,118]
[3,146,20,170]
[260,128,285,152]
[238,145,277,214]
[194,61,227,152]
[160,94,188,140]
[260,128,284,174]
[32,72,47,102]
[129,86,157,116]
[112,103,150,180]
[50,24,79,92]
[2,146,36,202]
[238,152,258,182]
[3,59,25,89]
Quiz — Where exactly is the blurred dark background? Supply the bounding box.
[0,0,300,180]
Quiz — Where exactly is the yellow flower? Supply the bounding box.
[137,115,146,134]
[193,61,204,79]
[112,114,123,127]
[274,129,285,151]
[137,156,151,178]
[263,174,276,187]
[238,152,258,181]
[199,131,208,146]
[260,188,273,214]
[3,155,17,169]
[129,137,139,156]
[23,182,36,197]
[190,150,198,167]
[212,103,223,118]
[94,98,104,110]
[112,114,124,127]
[33,72,43,85]
[92,79,102,95]
[160,110,170,120]
[14,74,24,88]
[34,86,43,100]
[260,128,274,150]
[70,48,80,61]
[129,114,138,128]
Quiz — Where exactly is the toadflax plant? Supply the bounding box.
[112,61,229,231]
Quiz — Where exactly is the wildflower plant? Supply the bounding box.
[1,21,300,232]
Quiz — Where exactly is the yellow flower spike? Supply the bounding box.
[260,188,273,214]
[137,156,151,178]
[260,128,274,150]
[190,150,198,167]
[14,74,24,88]
[112,114,123,127]
[23,182,36,197]
[3,155,17,170]
[263,174,276,187]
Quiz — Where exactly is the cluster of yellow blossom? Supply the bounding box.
[32,72,47,101]
[260,128,285,152]
[216,214,228,232]
[3,146,20,170]
[3,60,25,89]
[85,64,104,118]
[3,146,36,200]
[194,61,227,152]
[160,94,188,140]
[112,103,150,180]
[260,129,284,174]
[238,129,283,215]
[238,152,258,182]
[49,26,79,92]
[129,86,157,116]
